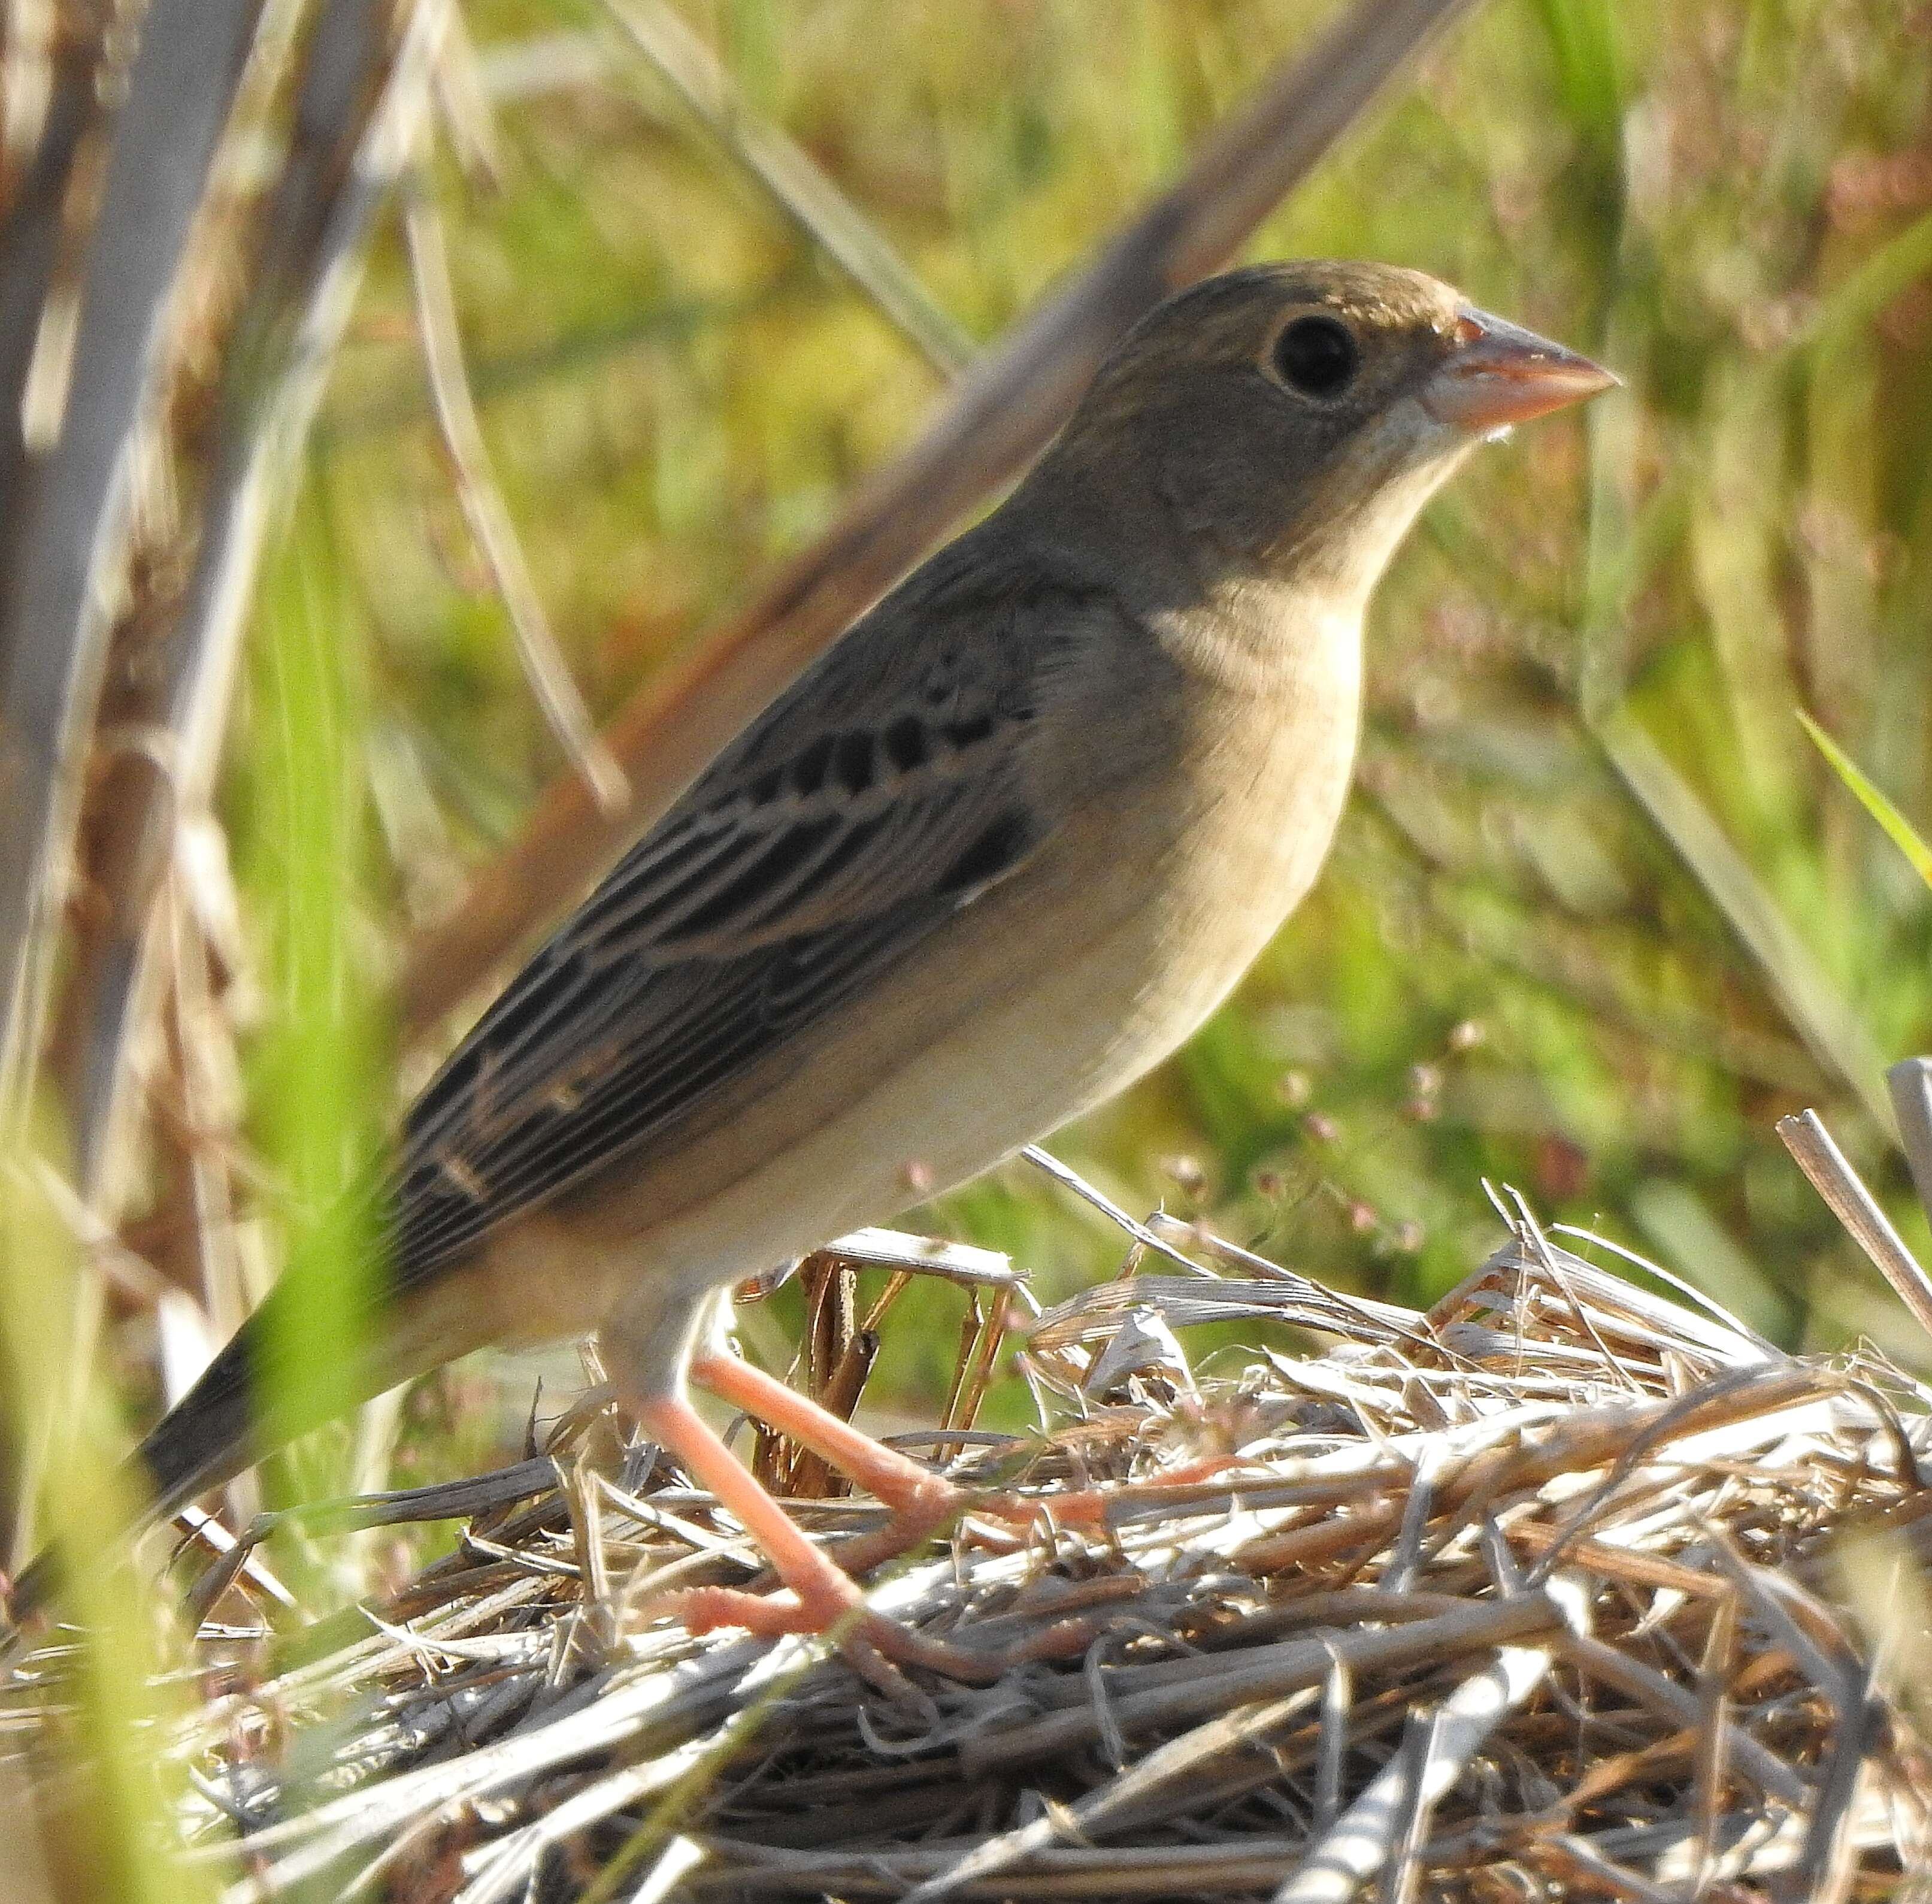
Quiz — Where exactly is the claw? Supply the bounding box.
[656,1583,1003,1688]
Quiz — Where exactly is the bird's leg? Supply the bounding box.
[689,1349,968,1538]
[687,1348,1116,1572]
[620,1330,1206,1679]
[605,1294,1028,1678]
[631,1390,1026,1685]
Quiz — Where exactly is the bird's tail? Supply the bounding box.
[5,1304,281,1629]
[135,1316,269,1521]
[6,1267,396,1631]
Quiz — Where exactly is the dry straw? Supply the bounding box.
[8,1157,1930,1902]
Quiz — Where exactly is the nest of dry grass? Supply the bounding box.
[11,1173,1932,1902]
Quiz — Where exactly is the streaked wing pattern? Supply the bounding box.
[390,571,1070,1291]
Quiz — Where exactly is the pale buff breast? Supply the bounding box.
[441,606,1364,1369]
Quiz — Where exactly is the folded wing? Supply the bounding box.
[392,569,1083,1289]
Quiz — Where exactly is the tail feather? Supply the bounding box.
[6,1319,266,1627]
[134,1321,265,1521]
[7,1272,402,1628]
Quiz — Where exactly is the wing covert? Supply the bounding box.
[389,563,1093,1289]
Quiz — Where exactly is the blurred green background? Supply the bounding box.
[235,0,1932,1465]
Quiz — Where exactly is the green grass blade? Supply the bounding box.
[1595,706,1892,1129]
[1801,205,1932,362]
[1798,711,1932,891]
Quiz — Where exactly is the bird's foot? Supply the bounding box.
[662,1578,990,1688]
[637,1355,1244,1684]
[823,1470,980,1573]
[628,1390,989,1687]
[819,1453,1241,1585]
[688,1351,1056,1568]
[660,1575,1095,1691]
[988,1449,1243,1527]
[629,1380,1109,1687]
[686,1349,1241,1569]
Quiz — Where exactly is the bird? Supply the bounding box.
[13,261,1612,1679]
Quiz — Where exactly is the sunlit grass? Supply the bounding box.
[1,1114,217,1901]
[1801,711,1932,892]
[231,504,392,1601]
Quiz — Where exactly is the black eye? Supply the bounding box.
[1271,315,1359,398]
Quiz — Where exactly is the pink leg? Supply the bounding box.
[634,1361,1227,1679]
[633,1391,1015,1684]
[684,1351,1259,1548]
[689,1350,966,1528]
[686,1351,1235,1542]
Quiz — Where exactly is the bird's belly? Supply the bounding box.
[446,636,1363,1372]
[537,725,1353,1344]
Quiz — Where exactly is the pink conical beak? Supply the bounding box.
[1421,307,1618,431]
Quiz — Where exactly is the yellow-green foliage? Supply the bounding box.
[1,1118,213,1904]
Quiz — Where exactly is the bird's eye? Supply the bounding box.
[1271,315,1359,398]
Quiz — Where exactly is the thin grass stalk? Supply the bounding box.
[0,0,264,1136]
[597,0,973,379]
[1592,710,1892,1132]
[402,167,626,811]
[58,0,450,1201]
[1777,1108,1932,1341]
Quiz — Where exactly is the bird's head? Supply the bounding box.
[1044,260,1615,610]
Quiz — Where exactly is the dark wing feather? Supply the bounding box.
[392,561,1079,1291]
